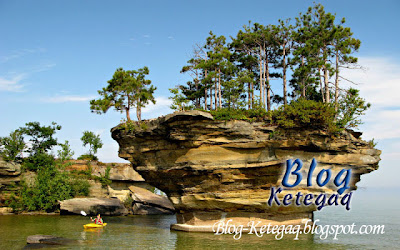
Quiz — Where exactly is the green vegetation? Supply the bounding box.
[168,3,369,132]
[1,121,110,213]
[8,164,90,212]
[90,67,157,121]
[271,99,337,132]
[57,140,74,162]
[79,131,103,160]
[0,129,25,162]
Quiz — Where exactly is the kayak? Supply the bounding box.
[83,223,107,229]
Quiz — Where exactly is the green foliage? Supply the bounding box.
[57,140,74,161]
[336,88,371,129]
[9,164,90,212]
[208,107,270,122]
[19,122,61,156]
[367,138,377,148]
[0,129,25,162]
[118,120,149,132]
[90,66,157,121]
[272,99,338,131]
[80,131,103,156]
[97,166,112,187]
[77,154,98,161]
[22,152,55,171]
[169,87,192,111]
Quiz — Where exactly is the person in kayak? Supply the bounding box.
[90,214,104,225]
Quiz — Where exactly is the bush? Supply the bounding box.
[208,108,270,121]
[272,99,338,131]
[77,154,98,161]
[8,164,90,212]
[23,153,55,171]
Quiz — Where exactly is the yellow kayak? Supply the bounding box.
[83,223,107,229]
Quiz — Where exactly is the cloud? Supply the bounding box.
[0,48,46,63]
[341,57,400,140]
[168,36,175,40]
[143,34,150,38]
[142,96,172,118]
[0,63,55,92]
[43,95,96,103]
[0,74,26,92]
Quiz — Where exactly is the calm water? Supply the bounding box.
[0,188,399,249]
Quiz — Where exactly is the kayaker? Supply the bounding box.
[90,214,104,225]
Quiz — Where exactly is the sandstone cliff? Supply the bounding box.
[112,111,380,231]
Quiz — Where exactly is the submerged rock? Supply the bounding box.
[111,111,381,232]
[59,197,128,216]
[26,234,78,246]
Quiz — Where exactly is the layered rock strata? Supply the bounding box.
[111,111,381,232]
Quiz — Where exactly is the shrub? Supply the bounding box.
[0,129,25,162]
[23,153,55,171]
[9,164,90,212]
[272,99,338,131]
[77,154,98,161]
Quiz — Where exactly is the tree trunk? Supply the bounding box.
[335,50,339,111]
[218,68,222,109]
[204,69,208,110]
[251,81,254,108]
[319,68,325,103]
[210,87,213,110]
[266,58,271,111]
[259,47,263,107]
[214,74,217,110]
[136,104,141,121]
[283,47,287,105]
[263,58,267,106]
[324,63,330,103]
[248,82,251,109]
[126,107,131,121]
[301,56,306,98]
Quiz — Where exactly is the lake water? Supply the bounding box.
[0,188,398,249]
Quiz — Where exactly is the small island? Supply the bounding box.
[0,2,380,234]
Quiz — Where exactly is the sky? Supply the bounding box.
[1,0,399,188]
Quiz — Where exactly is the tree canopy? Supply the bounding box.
[90,67,157,121]
[171,3,368,130]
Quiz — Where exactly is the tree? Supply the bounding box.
[332,21,361,110]
[19,121,61,170]
[19,122,61,156]
[271,19,295,105]
[336,88,370,129]
[57,140,74,161]
[80,131,103,157]
[90,67,157,121]
[169,87,192,111]
[0,129,25,162]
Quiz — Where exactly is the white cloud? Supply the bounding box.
[143,34,150,38]
[0,63,55,92]
[0,48,46,63]
[142,96,172,116]
[0,74,26,92]
[43,95,96,103]
[341,57,400,140]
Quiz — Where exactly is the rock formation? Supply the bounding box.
[111,111,381,232]
[59,197,128,215]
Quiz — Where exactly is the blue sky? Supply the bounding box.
[1,0,399,188]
